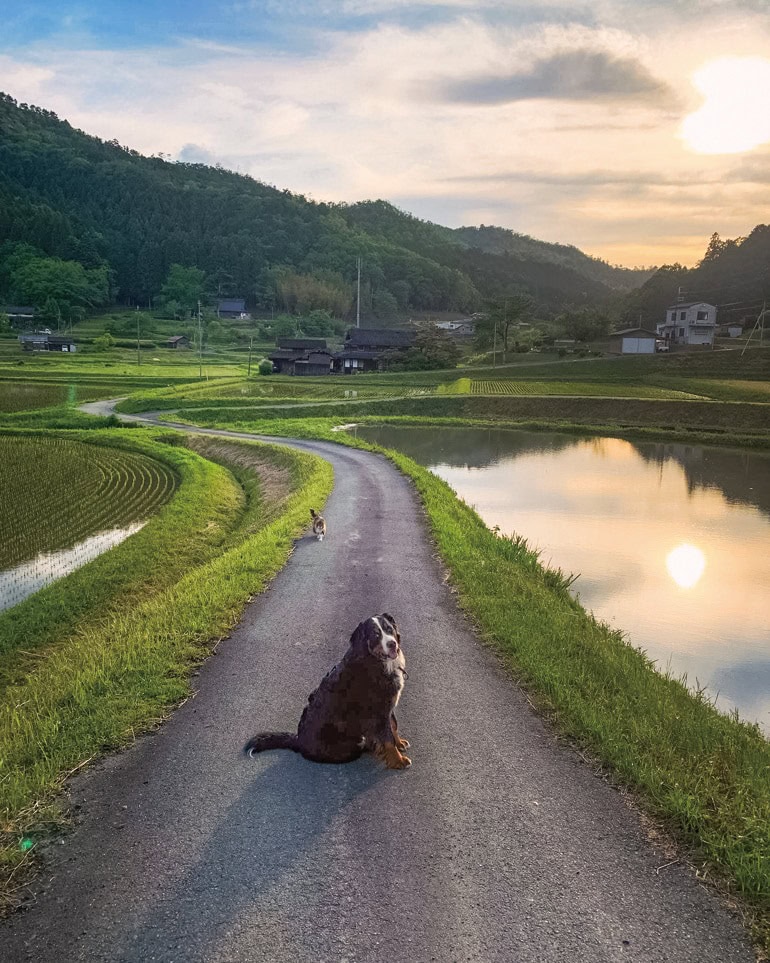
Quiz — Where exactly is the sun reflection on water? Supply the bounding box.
[666,544,707,589]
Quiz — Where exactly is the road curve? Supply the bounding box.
[2,405,755,962]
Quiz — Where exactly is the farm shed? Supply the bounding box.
[18,333,76,352]
[216,299,249,319]
[608,327,658,355]
[268,339,331,375]
[294,352,334,376]
[4,306,35,327]
[166,335,190,349]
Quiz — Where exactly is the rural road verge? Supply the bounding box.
[1,402,756,962]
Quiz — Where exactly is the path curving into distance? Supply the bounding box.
[2,401,755,962]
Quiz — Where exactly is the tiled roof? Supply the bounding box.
[345,328,414,348]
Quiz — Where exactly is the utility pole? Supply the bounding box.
[197,300,203,379]
[502,298,508,361]
[136,307,141,367]
[493,320,497,368]
[247,335,253,376]
[356,257,361,328]
[742,302,767,356]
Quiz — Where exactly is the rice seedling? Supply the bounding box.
[0,434,178,610]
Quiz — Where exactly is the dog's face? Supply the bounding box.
[351,613,401,661]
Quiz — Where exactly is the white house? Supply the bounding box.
[657,302,716,346]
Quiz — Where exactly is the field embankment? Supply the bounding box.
[0,428,333,910]
[171,393,770,441]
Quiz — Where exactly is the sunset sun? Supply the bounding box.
[682,56,770,154]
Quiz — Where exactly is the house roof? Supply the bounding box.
[611,327,659,337]
[167,335,188,343]
[268,348,304,360]
[217,298,246,312]
[4,305,35,314]
[665,302,714,310]
[345,327,414,348]
[336,349,382,360]
[276,338,328,350]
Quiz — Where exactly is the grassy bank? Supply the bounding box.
[171,409,770,952]
[170,393,770,443]
[0,431,333,908]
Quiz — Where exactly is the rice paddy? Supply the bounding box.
[470,380,702,399]
[0,381,115,413]
[0,435,177,592]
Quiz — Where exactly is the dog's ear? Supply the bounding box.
[349,618,372,651]
[381,613,400,641]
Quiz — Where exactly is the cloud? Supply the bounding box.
[440,49,675,105]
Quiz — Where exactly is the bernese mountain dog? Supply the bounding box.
[244,614,410,769]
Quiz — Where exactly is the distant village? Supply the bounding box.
[5,294,751,369]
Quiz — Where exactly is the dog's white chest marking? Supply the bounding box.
[385,649,407,706]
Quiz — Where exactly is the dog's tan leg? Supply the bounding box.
[382,742,411,769]
[390,713,410,750]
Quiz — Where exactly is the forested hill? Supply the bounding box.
[619,227,770,329]
[0,92,651,317]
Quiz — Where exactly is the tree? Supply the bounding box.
[475,292,534,355]
[258,358,273,375]
[0,311,11,333]
[160,264,206,318]
[11,255,109,320]
[558,307,612,342]
[386,324,461,371]
[93,332,115,351]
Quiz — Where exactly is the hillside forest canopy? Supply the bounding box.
[0,93,768,334]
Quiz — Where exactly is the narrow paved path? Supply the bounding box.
[3,405,755,962]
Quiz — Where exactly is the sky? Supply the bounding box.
[2,0,770,267]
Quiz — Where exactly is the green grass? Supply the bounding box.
[0,431,333,907]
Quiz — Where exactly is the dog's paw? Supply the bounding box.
[389,753,411,770]
[396,737,410,750]
[384,747,411,770]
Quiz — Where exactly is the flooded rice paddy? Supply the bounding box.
[358,425,770,732]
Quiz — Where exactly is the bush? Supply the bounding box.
[93,332,115,352]
[257,359,274,376]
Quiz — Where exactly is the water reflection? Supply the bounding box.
[666,543,706,589]
[357,426,770,732]
[0,522,146,612]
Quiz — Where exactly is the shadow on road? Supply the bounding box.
[114,750,390,961]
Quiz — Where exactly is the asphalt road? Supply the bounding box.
[2,408,756,962]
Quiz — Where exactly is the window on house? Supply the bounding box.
[670,312,676,322]
[678,327,685,337]
[679,312,686,320]
[696,310,708,320]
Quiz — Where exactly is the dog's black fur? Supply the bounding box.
[244,614,410,768]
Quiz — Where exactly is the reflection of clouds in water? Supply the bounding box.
[360,426,770,732]
[709,659,770,729]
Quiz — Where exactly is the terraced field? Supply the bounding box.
[0,381,114,413]
[0,435,178,570]
[470,380,702,399]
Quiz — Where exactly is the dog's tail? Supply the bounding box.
[244,731,300,757]
[310,508,318,520]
